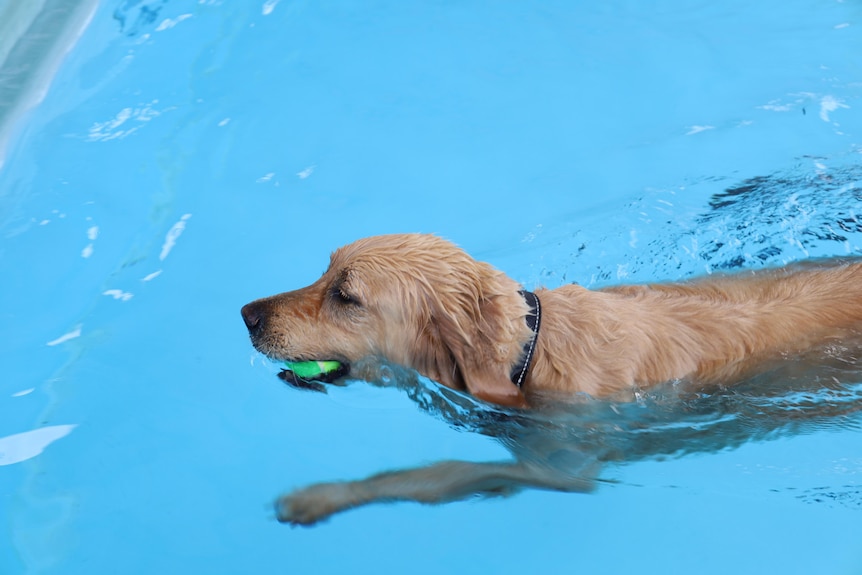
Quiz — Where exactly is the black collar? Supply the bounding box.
[510,290,541,388]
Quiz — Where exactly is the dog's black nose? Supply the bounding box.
[241,302,263,333]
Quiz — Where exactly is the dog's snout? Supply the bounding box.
[241,302,264,333]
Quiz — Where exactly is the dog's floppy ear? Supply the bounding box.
[431,292,529,410]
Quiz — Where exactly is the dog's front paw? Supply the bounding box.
[275,482,356,526]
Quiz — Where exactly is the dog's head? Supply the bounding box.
[241,233,531,407]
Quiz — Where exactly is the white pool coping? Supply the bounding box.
[0,0,99,168]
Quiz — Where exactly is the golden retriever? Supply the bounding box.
[241,233,862,524]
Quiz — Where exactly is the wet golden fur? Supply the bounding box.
[242,233,862,525]
[242,233,862,409]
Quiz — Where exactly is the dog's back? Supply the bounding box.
[532,259,862,397]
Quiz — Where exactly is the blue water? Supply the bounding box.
[1,1,861,573]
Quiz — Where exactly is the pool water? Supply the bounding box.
[1,1,861,573]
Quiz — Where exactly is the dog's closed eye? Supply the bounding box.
[329,283,362,307]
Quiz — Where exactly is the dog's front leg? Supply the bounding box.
[276,459,597,526]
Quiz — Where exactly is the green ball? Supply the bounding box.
[284,360,342,379]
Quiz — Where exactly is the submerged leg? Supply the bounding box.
[276,459,597,526]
